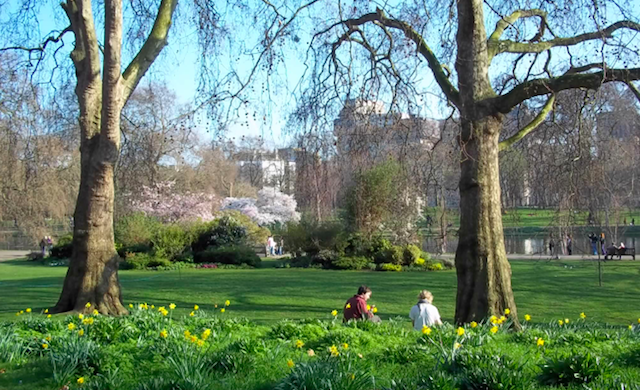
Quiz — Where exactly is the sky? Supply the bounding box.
[3,0,640,149]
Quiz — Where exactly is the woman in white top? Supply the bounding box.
[409,290,443,331]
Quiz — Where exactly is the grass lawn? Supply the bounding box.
[1,257,639,325]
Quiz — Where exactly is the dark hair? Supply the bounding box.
[357,285,371,295]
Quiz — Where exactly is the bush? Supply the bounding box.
[403,244,422,265]
[388,245,404,265]
[152,224,190,261]
[283,219,345,257]
[193,245,261,267]
[379,263,402,272]
[331,256,371,270]
[312,250,339,268]
[192,216,248,253]
[218,210,271,246]
[427,262,444,271]
[50,234,73,258]
[120,252,156,270]
[114,213,161,249]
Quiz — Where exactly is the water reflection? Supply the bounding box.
[423,235,638,255]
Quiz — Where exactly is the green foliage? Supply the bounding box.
[274,358,373,390]
[539,351,611,386]
[379,263,402,272]
[120,252,157,270]
[192,216,248,253]
[282,219,345,257]
[193,245,261,267]
[115,213,161,249]
[50,233,73,259]
[403,245,422,265]
[331,256,370,270]
[219,210,271,246]
[345,160,404,236]
[152,223,190,261]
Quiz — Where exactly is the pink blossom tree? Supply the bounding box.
[129,182,219,223]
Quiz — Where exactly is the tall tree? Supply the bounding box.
[305,0,640,324]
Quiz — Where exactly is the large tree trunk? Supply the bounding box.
[453,0,519,326]
[454,116,518,324]
[53,0,127,315]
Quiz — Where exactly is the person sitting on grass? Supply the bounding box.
[409,290,442,331]
[343,285,377,322]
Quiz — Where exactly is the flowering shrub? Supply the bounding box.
[129,182,219,223]
[222,187,300,226]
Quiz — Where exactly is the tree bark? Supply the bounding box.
[453,0,519,326]
[454,116,518,325]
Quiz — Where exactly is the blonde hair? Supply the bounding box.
[418,290,433,302]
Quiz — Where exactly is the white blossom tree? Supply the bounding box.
[222,187,300,225]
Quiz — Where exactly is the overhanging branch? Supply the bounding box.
[491,67,640,112]
[0,27,72,54]
[499,94,555,151]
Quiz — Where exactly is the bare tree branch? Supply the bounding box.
[499,94,555,151]
[0,27,72,54]
[121,0,178,103]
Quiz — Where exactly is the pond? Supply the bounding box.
[423,232,639,255]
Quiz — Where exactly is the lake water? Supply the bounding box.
[423,234,639,255]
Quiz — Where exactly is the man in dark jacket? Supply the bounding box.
[343,285,374,321]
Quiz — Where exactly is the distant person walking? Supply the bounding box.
[548,235,555,258]
[566,234,573,256]
[589,232,598,255]
[632,218,636,226]
[600,233,606,257]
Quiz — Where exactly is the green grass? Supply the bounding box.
[1,257,639,325]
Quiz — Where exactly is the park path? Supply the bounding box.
[0,250,30,262]
[438,253,625,261]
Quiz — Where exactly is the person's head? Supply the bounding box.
[418,290,433,303]
[357,285,372,300]
[601,232,605,238]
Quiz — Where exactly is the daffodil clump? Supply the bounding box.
[3,306,640,389]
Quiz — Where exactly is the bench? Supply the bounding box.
[605,247,636,260]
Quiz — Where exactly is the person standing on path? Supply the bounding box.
[566,234,573,256]
[589,233,598,255]
[600,233,606,257]
[548,235,555,258]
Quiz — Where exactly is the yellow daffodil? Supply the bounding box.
[184,330,191,338]
[68,323,76,331]
[26,308,31,313]
[490,315,498,324]
[78,329,84,337]
[372,307,378,314]
[504,308,510,315]
[220,308,225,313]
[225,300,231,306]
[564,318,570,324]
[329,345,339,357]
[78,314,84,320]
[194,305,199,311]
[158,306,165,312]
[47,314,52,319]
[202,329,212,340]
[85,302,91,308]
[637,318,640,324]
[537,338,544,347]
[524,314,531,321]
[499,316,507,322]
[490,326,498,334]
[342,343,349,350]
[366,304,371,311]
[307,349,315,357]
[629,325,634,330]
[454,342,461,349]
[470,321,478,328]
[45,336,51,342]
[287,359,295,368]
[580,312,586,319]
[190,311,195,317]
[77,377,85,384]
[457,327,465,336]
[295,340,304,348]
[190,335,198,343]
[82,318,94,325]
[346,303,351,309]
[19,310,23,314]
[197,339,205,347]
[160,309,168,316]
[169,303,176,310]
[92,310,99,316]
[558,320,564,326]
[44,308,49,314]
[160,330,168,338]
[151,305,155,309]
[422,326,432,335]
[42,343,48,349]
[331,310,338,316]
[129,304,134,308]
